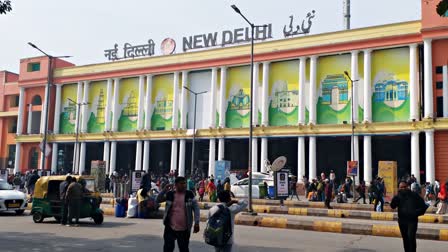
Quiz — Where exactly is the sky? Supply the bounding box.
[0,0,421,73]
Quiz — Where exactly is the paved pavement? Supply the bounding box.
[1,212,448,252]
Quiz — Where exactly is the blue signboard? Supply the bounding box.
[215,160,231,181]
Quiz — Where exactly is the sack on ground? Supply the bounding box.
[204,205,232,247]
[127,196,138,218]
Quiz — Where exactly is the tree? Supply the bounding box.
[0,0,12,15]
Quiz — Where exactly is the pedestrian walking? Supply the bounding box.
[198,179,206,202]
[156,177,200,252]
[324,179,333,209]
[217,180,224,193]
[59,175,72,225]
[208,179,217,202]
[436,180,447,215]
[354,181,367,204]
[289,178,299,201]
[205,190,248,252]
[28,170,40,196]
[374,177,385,212]
[390,181,428,252]
[65,177,83,227]
[105,174,111,193]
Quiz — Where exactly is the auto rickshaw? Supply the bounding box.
[31,175,104,224]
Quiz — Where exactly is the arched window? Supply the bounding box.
[32,95,42,105]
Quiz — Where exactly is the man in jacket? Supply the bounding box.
[324,179,333,209]
[65,177,83,226]
[59,175,72,225]
[157,176,200,252]
[391,181,428,252]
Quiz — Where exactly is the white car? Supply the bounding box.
[0,179,27,215]
[231,177,274,199]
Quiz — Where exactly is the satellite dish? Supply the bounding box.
[270,156,287,172]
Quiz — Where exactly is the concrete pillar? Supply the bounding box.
[16,87,25,135]
[252,63,260,125]
[51,143,58,174]
[180,71,188,129]
[143,140,150,172]
[410,44,419,120]
[423,39,433,118]
[425,130,435,183]
[351,50,359,122]
[178,139,186,176]
[219,67,227,128]
[104,79,113,131]
[103,141,110,174]
[309,137,316,180]
[111,78,120,131]
[210,68,218,128]
[261,62,270,126]
[135,141,143,171]
[364,49,372,122]
[137,76,145,130]
[411,131,420,183]
[298,57,307,124]
[145,75,153,130]
[78,142,86,175]
[208,139,216,177]
[261,138,268,173]
[14,143,21,174]
[252,138,258,172]
[27,104,33,134]
[81,81,89,133]
[53,85,62,134]
[298,137,305,182]
[443,65,448,117]
[309,56,318,124]
[218,139,225,160]
[363,136,372,184]
[40,84,49,134]
[172,72,180,129]
[110,141,117,174]
[170,140,178,172]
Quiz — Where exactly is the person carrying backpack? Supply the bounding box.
[391,181,428,252]
[205,190,248,252]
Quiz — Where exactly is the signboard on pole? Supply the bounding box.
[215,160,231,182]
[91,160,106,192]
[132,171,144,193]
[347,161,358,176]
[0,169,8,180]
[275,169,289,198]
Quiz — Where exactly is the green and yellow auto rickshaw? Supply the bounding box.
[31,175,104,224]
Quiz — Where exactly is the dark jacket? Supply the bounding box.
[156,190,200,231]
[390,190,428,222]
[59,181,69,200]
[325,183,333,198]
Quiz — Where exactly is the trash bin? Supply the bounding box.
[258,182,267,199]
[115,198,127,218]
[268,186,275,199]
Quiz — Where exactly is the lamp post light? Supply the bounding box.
[183,86,207,177]
[28,42,71,172]
[344,71,359,193]
[67,98,88,175]
[231,4,265,214]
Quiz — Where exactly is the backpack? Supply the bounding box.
[204,205,232,247]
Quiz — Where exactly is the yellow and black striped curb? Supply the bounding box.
[233,215,448,241]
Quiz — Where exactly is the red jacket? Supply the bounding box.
[438,183,447,200]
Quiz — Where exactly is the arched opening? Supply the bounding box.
[32,95,42,105]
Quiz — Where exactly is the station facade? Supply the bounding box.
[2,0,448,184]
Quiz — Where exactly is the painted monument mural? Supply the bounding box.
[225,66,251,128]
[151,74,174,130]
[118,77,139,132]
[59,83,78,134]
[371,47,410,122]
[87,80,107,133]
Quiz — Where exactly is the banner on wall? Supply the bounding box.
[151,74,175,130]
[371,47,410,122]
[225,66,251,128]
[117,78,139,132]
[268,60,300,126]
[87,81,107,133]
[59,84,78,134]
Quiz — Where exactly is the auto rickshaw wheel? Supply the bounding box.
[93,213,103,225]
[33,212,44,223]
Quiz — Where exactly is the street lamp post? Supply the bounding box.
[231,4,265,214]
[183,86,207,177]
[68,98,87,174]
[344,71,359,194]
[28,42,71,172]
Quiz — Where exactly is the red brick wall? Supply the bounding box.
[435,131,448,183]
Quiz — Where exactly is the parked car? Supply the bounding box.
[0,179,27,215]
[231,176,273,199]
